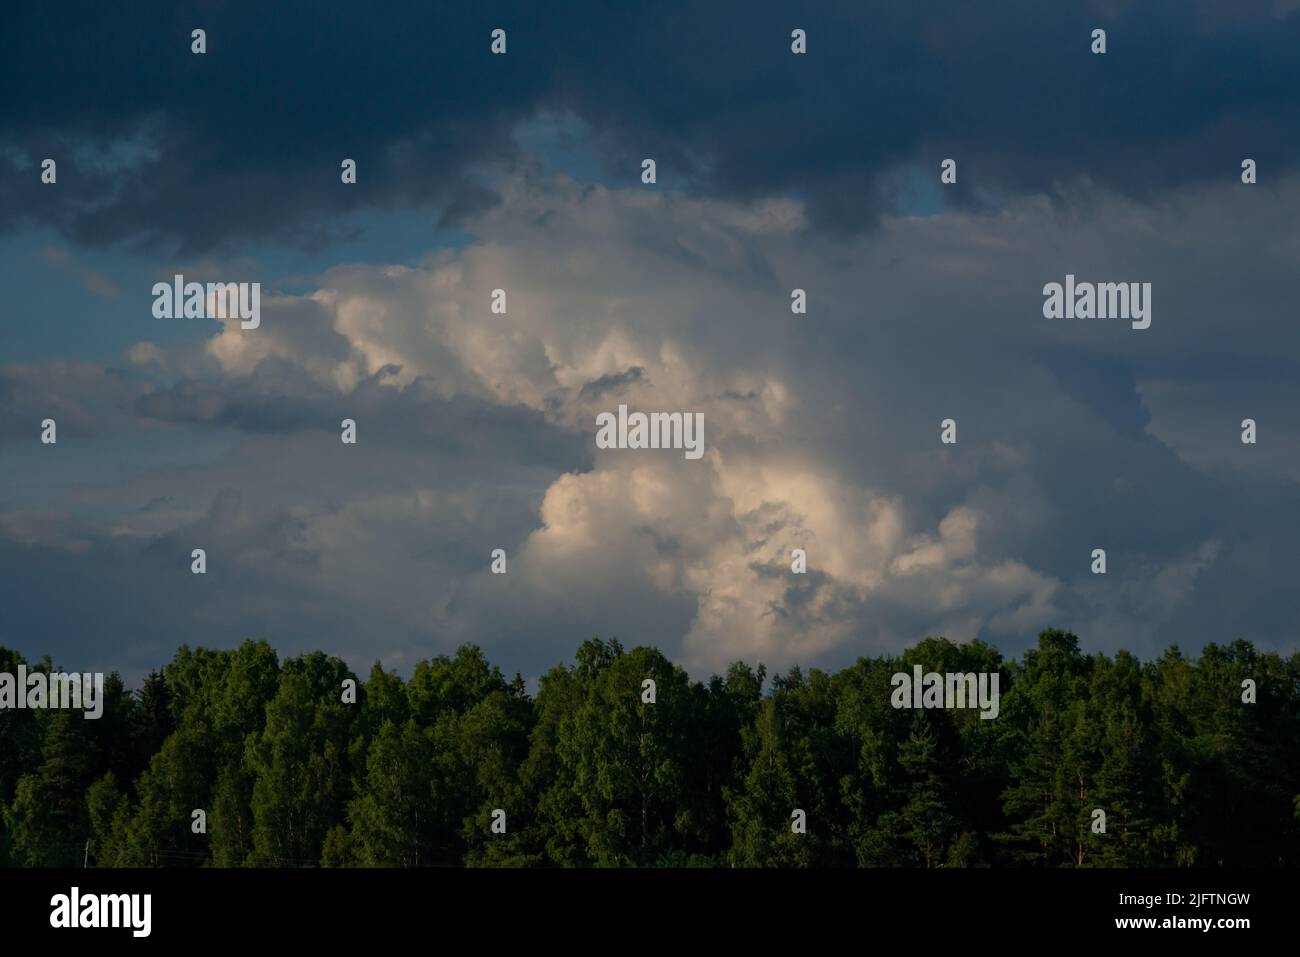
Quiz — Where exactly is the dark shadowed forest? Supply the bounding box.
[2,629,1296,868]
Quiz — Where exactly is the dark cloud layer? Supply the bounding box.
[4,1,1300,250]
[136,361,590,473]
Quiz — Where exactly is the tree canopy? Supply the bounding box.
[2,630,1296,868]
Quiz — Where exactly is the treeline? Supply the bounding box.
[1,630,1297,868]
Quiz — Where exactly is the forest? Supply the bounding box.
[1,629,1296,868]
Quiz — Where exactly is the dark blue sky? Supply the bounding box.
[2,0,1298,685]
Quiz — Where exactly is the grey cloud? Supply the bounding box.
[578,366,647,401]
[4,171,1299,680]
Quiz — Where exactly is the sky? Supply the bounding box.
[1,0,1298,686]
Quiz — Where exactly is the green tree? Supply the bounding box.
[998,629,1092,866]
[348,719,435,866]
[6,707,98,866]
[245,654,357,866]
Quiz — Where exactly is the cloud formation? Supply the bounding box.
[3,167,1297,681]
